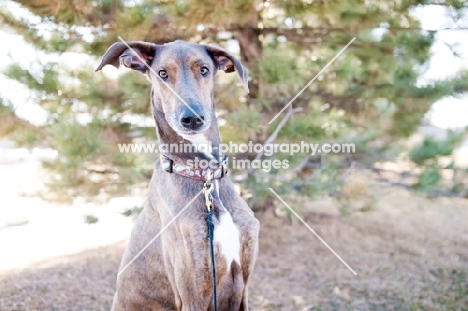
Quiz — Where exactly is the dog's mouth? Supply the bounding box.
[178,131,212,146]
[179,130,208,138]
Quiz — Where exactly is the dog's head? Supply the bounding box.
[96,40,248,139]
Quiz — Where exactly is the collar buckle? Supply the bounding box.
[161,155,173,173]
[220,155,229,177]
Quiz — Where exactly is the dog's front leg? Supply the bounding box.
[163,227,213,311]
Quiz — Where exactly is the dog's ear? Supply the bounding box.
[95,41,157,73]
[205,45,249,93]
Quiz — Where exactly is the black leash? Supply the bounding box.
[203,177,217,311]
[205,208,217,311]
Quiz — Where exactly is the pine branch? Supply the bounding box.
[247,106,303,174]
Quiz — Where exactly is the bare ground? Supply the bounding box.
[1,183,468,311]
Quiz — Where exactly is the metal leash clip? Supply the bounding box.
[203,169,214,212]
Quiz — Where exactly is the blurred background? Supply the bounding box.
[0,0,467,310]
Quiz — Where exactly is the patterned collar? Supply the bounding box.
[160,155,229,181]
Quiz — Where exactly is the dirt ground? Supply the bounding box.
[1,181,468,311]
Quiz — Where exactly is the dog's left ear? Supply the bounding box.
[95,41,157,73]
[205,45,249,93]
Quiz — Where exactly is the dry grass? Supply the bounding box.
[0,243,125,311]
[249,181,468,311]
[1,183,468,311]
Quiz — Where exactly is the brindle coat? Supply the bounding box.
[96,40,259,311]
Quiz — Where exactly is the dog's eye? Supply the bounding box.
[200,66,209,76]
[158,70,168,79]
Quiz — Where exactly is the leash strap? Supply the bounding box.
[203,173,218,311]
[203,178,217,311]
[205,207,217,311]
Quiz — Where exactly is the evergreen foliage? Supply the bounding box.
[1,0,467,203]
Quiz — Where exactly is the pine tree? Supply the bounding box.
[1,0,467,204]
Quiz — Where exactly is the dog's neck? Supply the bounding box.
[152,104,223,165]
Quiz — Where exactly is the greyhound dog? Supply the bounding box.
[96,40,259,310]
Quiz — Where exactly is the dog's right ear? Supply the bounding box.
[95,41,157,73]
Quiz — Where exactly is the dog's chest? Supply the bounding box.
[214,210,240,267]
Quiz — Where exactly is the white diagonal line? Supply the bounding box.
[117,36,205,124]
[268,188,357,275]
[117,189,204,277]
[268,37,356,124]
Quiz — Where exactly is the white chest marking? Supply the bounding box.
[214,210,240,268]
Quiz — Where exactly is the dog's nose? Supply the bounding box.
[181,115,204,129]
[180,107,205,130]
